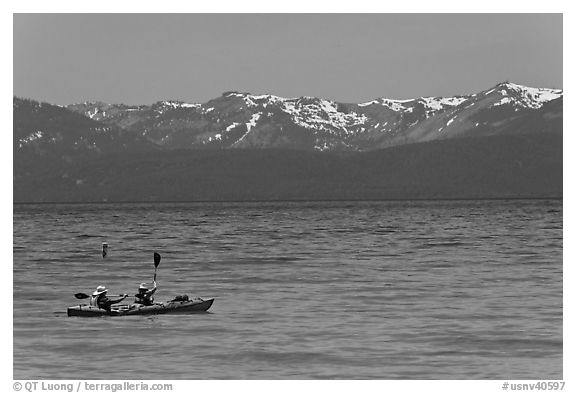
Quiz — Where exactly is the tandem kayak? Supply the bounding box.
[67,297,214,317]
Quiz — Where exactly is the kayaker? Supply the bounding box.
[134,281,157,306]
[90,285,128,311]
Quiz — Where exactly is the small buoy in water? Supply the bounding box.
[102,242,109,258]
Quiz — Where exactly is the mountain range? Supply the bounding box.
[13,82,563,202]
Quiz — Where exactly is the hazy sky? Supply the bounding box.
[13,13,562,105]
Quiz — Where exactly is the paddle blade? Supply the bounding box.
[74,293,90,299]
[154,252,161,268]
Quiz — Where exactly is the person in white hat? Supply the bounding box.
[90,285,128,310]
[134,280,157,306]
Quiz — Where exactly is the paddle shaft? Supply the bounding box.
[74,292,132,299]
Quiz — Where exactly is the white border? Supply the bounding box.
[4,2,571,392]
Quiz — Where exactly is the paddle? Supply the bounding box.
[154,252,161,282]
[74,293,131,299]
[74,253,161,300]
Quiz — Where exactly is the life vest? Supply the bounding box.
[90,294,107,308]
[90,294,99,307]
[135,292,154,306]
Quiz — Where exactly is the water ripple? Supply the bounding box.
[13,199,563,379]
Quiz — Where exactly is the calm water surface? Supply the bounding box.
[13,200,562,379]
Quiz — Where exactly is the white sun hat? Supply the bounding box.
[93,285,108,296]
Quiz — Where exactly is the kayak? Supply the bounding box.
[67,297,214,317]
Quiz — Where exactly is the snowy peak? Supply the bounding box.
[484,82,562,109]
[358,81,562,114]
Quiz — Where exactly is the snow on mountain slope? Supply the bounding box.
[417,96,469,116]
[485,82,562,109]
[358,96,469,118]
[281,98,369,134]
[62,81,562,152]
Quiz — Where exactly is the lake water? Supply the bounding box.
[13,200,563,379]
